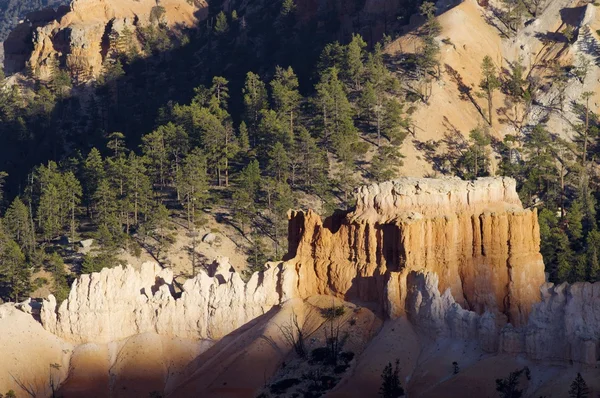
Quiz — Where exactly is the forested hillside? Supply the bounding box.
[0,0,598,305]
[0,0,70,61]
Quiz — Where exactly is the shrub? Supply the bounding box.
[379,360,404,398]
[270,378,300,394]
[320,305,345,320]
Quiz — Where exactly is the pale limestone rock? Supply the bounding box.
[499,281,600,364]
[404,271,497,351]
[42,260,288,343]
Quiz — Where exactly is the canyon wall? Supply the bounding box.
[42,177,545,346]
[3,0,206,80]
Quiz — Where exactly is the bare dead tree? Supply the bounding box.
[278,310,309,358]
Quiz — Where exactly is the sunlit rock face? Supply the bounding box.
[287,177,545,326]
[41,259,291,343]
[3,0,206,80]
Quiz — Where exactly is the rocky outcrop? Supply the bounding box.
[42,177,545,346]
[41,258,296,343]
[287,177,545,326]
[3,0,206,80]
[405,271,499,352]
[499,281,600,365]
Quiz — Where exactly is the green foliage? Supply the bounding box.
[0,236,29,302]
[345,34,367,90]
[46,252,70,304]
[320,305,345,320]
[379,360,404,398]
[177,148,209,228]
[479,55,500,126]
[214,11,229,35]
[271,66,302,143]
[0,390,17,398]
[4,197,35,257]
[150,6,167,25]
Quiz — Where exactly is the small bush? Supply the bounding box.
[310,347,330,364]
[334,364,350,374]
[340,351,355,363]
[270,378,300,394]
[320,305,345,320]
[379,360,404,398]
[33,277,49,288]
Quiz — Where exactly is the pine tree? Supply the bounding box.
[210,76,230,111]
[271,181,294,258]
[4,197,35,257]
[267,142,291,183]
[0,238,29,302]
[126,152,152,228]
[107,132,126,158]
[37,162,66,241]
[271,66,302,142]
[479,55,501,126]
[148,203,173,263]
[555,228,573,283]
[362,49,403,146]
[83,148,105,218]
[566,200,584,242]
[177,148,209,229]
[238,122,250,154]
[214,11,229,35]
[63,171,82,248]
[568,373,589,398]
[495,368,524,398]
[258,109,289,149]
[243,72,268,142]
[0,171,7,209]
[142,127,169,189]
[315,67,358,156]
[370,145,404,182]
[585,229,600,282]
[379,360,404,398]
[345,34,367,90]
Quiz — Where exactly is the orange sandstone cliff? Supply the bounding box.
[286,177,545,326]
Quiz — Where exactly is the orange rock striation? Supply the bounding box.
[286,177,545,326]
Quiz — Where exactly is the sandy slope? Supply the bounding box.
[0,305,72,397]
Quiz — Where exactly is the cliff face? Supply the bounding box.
[287,177,545,326]
[3,0,206,80]
[41,177,545,346]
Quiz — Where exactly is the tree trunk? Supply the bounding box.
[488,91,493,126]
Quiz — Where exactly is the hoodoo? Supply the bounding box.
[286,177,546,325]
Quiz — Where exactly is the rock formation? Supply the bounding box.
[3,0,206,80]
[287,177,545,326]
[499,281,600,365]
[42,177,545,346]
[41,259,294,343]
